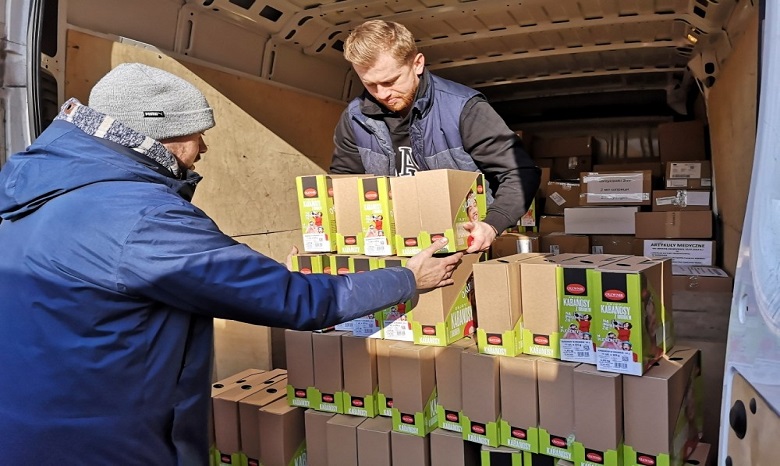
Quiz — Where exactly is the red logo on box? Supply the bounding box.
[487,335,503,345]
[322,394,334,403]
[586,452,604,463]
[405,238,418,247]
[365,190,379,201]
[431,234,444,242]
[323,266,332,274]
[352,398,364,407]
[423,326,436,335]
[303,188,317,198]
[550,437,567,448]
[446,412,459,422]
[511,428,527,439]
[337,267,350,275]
[402,414,415,424]
[295,389,306,398]
[477,185,484,194]
[637,455,656,466]
[345,237,357,245]
[386,399,394,408]
[471,424,485,435]
[604,289,626,301]
[566,283,586,294]
[300,268,312,274]
[533,335,550,346]
[327,187,333,197]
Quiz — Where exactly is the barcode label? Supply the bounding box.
[303,233,330,252]
[364,237,392,256]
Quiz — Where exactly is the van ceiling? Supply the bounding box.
[64,0,752,126]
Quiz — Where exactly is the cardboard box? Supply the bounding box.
[211,369,267,450]
[642,240,716,266]
[410,252,481,347]
[391,430,431,466]
[537,167,551,197]
[213,369,288,464]
[345,256,383,337]
[623,347,703,466]
[537,359,580,461]
[594,161,664,185]
[658,121,707,163]
[671,265,733,292]
[557,254,631,364]
[296,174,337,253]
[544,182,581,215]
[376,339,402,416]
[325,414,365,466]
[390,344,439,436]
[431,428,481,466]
[490,232,541,258]
[652,189,711,211]
[590,235,643,256]
[540,233,590,255]
[332,175,370,254]
[378,256,414,341]
[341,334,379,417]
[258,398,306,466]
[579,171,652,206]
[480,446,524,466]
[435,337,477,432]
[461,347,501,447]
[685,442,711,466]
[514,198,538,233]
[634,211,712,239]
[304,409,334,466]
[538,215,565,234]
[392,170,487,256]
[312,331,346,413]
[564,206,639,235]
[499,355,540,453]
[290,254,326,274]
[473,253,547,356]
[594,257,672,376]
[572,365,623,466]
[358,176,395,256]
[532,136,596,158]
[285,330,315,408]
[665,161,712,190]
[357,416,393,466]
[544,155,593,180]
[238,378,289,466]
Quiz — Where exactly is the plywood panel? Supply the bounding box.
[707,12,758,275]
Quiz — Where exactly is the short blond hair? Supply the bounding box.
[343,20,418,67]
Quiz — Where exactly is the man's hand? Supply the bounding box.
[405,238,464,290]
[285,245,299,271]
[464,221,497,253]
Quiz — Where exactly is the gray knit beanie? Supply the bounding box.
[88,63,215,141]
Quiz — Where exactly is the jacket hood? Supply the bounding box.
[0,119,200,221]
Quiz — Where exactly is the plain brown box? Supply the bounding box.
[390,176,421,242]
[544,181,581,215]
[376,339,404,398]
[541,233,591,255]
[238,378,289,463]
[564,206,639,235]
[430,426,481,466]
[461,346,501,423]
[539,215,565,234]
[537,167,552,197]
[392,430,431,466]
[652,189,711,211]
[390,343,438,413]
[258,398,305,466]
[532,136,596,158]
[685,441,711,465]
[473,253,546,333]
[579,170,652,206]
[672,266,733,292]
[212,369,288,457]
[590,235,643,256]
[658,121,707,163]
[341,333,378,397]
[435,337,476,411]
[499,355,539,430]
[551,155,593,180]
[326,414,365,466]
[573,365,623,451]
[594,161,663,181]
[634,211,713,239]
[412,252,481,327]
[357,416,393,466]
[665,161,712,190]
[623,347,701,457]
[210,368,266,446]
[284,330,314,389]
[332,175,371,249]
[490,232,541,258]
[312,331,346,394]
[520,255,567,336]
[304,409,335,466]
[537,359,580,437]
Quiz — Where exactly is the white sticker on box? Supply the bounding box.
[672,265,729,277]
[592,246,604,254]
[550,192,567,206]
[364,237,392,256]
[655,195,677,206]
[303,233,330,252]
[686,191,711,206]
[669,162,703,178]
[643,240,713,265]
[667,179,689,188]
[702,178,712,187]
[583,173,646,203]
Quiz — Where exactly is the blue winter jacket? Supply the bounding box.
[0,119,415,465]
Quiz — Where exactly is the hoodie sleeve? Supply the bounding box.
[117,202,415,330]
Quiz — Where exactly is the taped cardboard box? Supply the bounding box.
[409,252,482,347]
[358,176,396,256]
[499,355,540,453]
[541,233,590,255]
[579,170,652,206]
[658,121,707,163]
[665,161,712,190]
[304,410,334,466]
[434,337,476,432]
[296,174,337,253]
[341,334,379,417]
[590,235,643,256]
[331,174,371,254]
[594,162,664,187]
[623,347,703,466]
[572,365,623,466]
[490,232,541,258]
[564,206,639,235]
[325,414,365,466]
[389,343,440,437]
[634,211,713,239]
[357,416,393,466]
[652,189,711,212]
[257,398,306,466]
[642,240,716,266]
[238,378,289,466]
[671,265,733,293]
[312,331,346,413]
[544,181,581,215]
[461,346,502,447]
[537,359,580,461]
[473,253,547,356]
[431,427,481,466]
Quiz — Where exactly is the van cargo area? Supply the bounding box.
[2,0,777,465]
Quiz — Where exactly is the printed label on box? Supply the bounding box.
[643,240,713,266]
[669,162,702,179]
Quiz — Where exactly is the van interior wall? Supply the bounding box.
[707,12,759,277]
[64,29,344,379]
